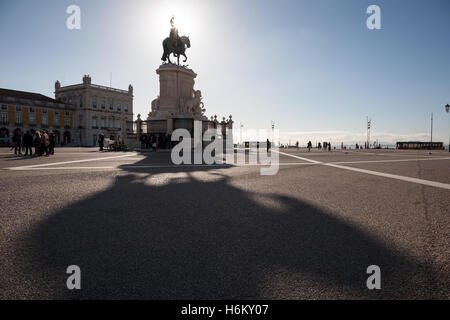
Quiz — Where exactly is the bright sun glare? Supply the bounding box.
[153,1,201,40]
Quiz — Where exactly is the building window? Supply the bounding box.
[0,113,7,125]
[93,100,97,108]
[117,120,121,129]
[101,119,106,128]
[80,98,83,108]
[109,102,113,110]
[92,118,97,128]
[15,113,22,124]
[65,117,70,127]
[66,111,70,116]
[29,114,35,125]
[117,103,121,111]
[109,119,114,128]
[16,106,21,112]
[29,107,35,113]
[42,115,48,126]
[1,104,7,110]
[124,104,128,112]
[101,101,105,109]
[42,109,47,114]
[54,114,59,126]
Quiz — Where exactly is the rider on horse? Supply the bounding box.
[169,16,180,52]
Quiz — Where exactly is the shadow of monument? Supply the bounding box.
[17,156,449,299]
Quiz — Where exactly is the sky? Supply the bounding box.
[0,0,449,145]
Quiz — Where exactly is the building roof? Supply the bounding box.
[0,88,71,108]
[57,83,131,95]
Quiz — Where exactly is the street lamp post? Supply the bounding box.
[271,121,275,147]
[239,122,243,147]
[445,104,450,152]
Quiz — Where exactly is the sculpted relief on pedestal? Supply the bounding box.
[181,90,205,116]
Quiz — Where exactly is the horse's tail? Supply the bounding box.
[161,39,166,60]
[161,38,169,61]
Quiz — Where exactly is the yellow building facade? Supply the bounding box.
[0,89,75,146]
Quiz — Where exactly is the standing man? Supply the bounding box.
[98,132,105,151]
[13,129,22,155]
[23,130,33,156]
[49,131,56,155]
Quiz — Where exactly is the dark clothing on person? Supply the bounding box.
[49,134,56,155]
[23,132,33,156]
[98,134,105,151]
[13,133,22,155]
[34,135,41,156]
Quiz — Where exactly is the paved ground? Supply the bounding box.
[0,147,449,299]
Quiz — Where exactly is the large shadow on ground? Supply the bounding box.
[17,154,449,299]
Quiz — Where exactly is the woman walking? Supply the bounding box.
[34,131,41,156]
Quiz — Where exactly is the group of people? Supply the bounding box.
[303,141,331,152]
[140,133,173,151]
[11,129,56,156]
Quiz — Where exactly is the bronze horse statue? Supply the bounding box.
[161,35,191,65]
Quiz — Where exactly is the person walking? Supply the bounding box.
[49,131,56,155]
[23,130,33,156]
[98,133,105,151]
[144,134,150,149]
[41,130,50,156]
[13,130,22,155]
[328,142,331,151]
[151,134,157,152]
[34,131,41,156]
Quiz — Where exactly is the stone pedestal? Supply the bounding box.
[150,64,205,120]
[147,64,209,135]
[158,64,196,114]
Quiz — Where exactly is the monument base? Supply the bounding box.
[145,63,209,135]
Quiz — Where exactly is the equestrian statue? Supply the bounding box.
[161,16,191,65]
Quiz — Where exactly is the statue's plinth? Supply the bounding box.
[147,64,208,134]
[156,64,196,116]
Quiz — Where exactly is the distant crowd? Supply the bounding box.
[10,129,56,157]
[139,133,173,151]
